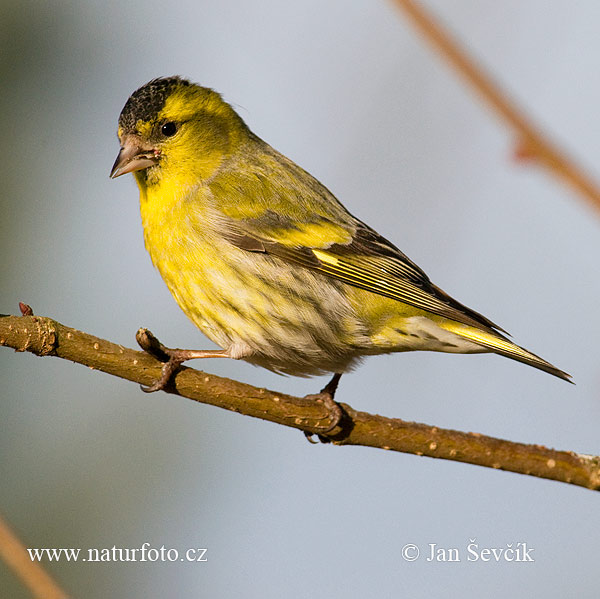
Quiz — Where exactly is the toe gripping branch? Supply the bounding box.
[304,373,344,443]
[135,328,185,393]
[136,327,345,442]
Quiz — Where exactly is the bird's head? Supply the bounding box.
[110,76,247,187]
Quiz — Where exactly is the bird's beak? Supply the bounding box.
[110,136,159,178]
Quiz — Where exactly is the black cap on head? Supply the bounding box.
[118,76,191,132]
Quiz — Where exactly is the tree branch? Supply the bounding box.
[1,311,599,491]
[0,514,69,599]
[392,0,600,211]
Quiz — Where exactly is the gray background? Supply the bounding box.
[1,1,599,597]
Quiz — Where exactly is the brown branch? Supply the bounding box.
[2,311,599,491]
[392,0,600,211]
[0,514,69,599]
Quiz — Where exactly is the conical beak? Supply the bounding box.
[110,136,159,178]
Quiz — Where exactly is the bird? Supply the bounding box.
[110,76,570,429]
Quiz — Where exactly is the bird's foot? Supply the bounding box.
[303,373,343,443]
[135,328,232,392]
[136,328,186,392]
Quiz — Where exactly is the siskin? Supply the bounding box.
[110,77,570,414]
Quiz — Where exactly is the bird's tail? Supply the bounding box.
[439,321,572,383]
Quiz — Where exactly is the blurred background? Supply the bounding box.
[1,0,599,596]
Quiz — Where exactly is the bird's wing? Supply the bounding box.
[222,211,506,336]
[211,142,505,335]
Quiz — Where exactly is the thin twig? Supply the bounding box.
[0,515,69,599]
[392,0,600,210]
[1,312,599,491]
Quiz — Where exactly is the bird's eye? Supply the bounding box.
[161,122,177,137]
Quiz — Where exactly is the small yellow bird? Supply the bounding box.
[110,76,570,415]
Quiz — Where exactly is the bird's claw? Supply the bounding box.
[136,328,184,392]
[310,391,343,434]
[303,373,344,442]
[302,393,343,443]
[136,328,171,361]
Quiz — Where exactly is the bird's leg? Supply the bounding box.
[137,328,344,438]
[136,328,232,393]
[304,373,344,442]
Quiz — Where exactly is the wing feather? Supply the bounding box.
[223,220,506,336]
